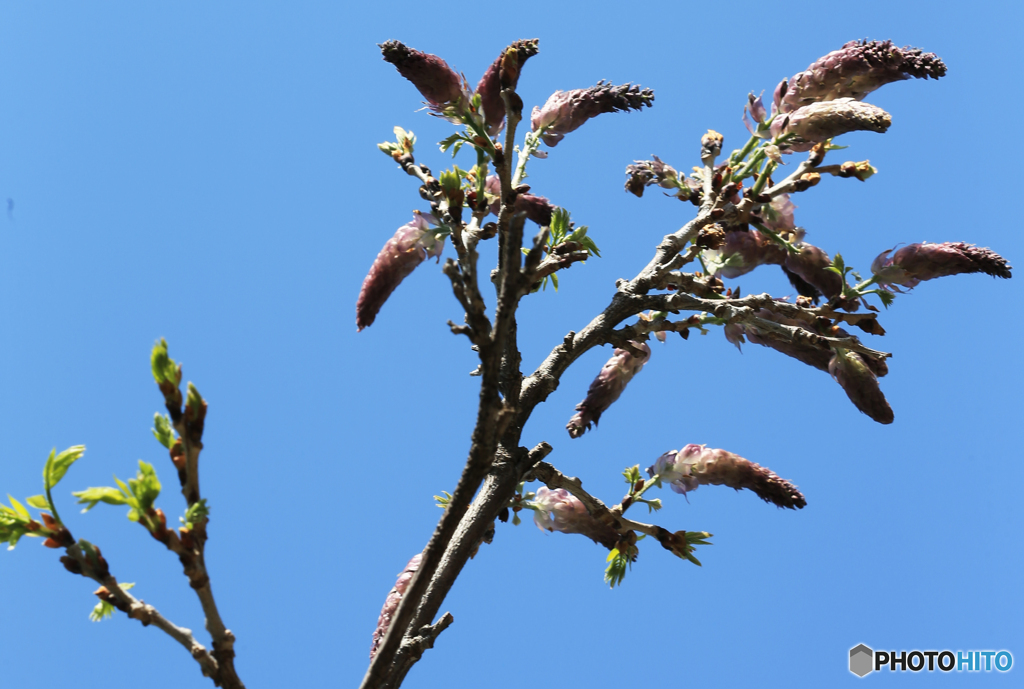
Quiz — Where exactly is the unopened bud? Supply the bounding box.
[700,130,723,161]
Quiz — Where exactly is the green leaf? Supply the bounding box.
[7,495,30,521]
[151,413,175,449]
[181,499,209,529]
[439,133,463,153]
[72,487,128,512]
[550,273,559,291]
[89,582,134,622]
[434,491,453,509]
[549,208,569,244]
[128,461,161,513]
[44,445,86,492]
[604,547,631,588]
[25,495,49,510]
[150,338,178,385]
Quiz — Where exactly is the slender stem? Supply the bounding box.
[749,160,778,198]
[45,483,62,526]
[512,129,541,188]
[729,134,759,168]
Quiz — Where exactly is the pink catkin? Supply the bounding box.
[356,214,444,331]
[369,553,423,659]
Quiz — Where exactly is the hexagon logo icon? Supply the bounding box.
[850,644,874,677]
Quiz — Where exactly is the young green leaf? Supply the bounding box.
[604,547,631,588]
[181,499,209,529]
[186,382,204,413]
[150,338,178,385]
[43,445,86,492]
[25,495,49,510]
[72,486,129,512]
[7,495,30,521]
[151,413,175,449]
[128,462,161,514]
[89,582,134,622]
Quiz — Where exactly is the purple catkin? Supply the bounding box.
[771,98,891,151]
[738,309,888,379]
[775,40,947,115]
[741,308,833,371]
[647,445,806,509]
[356,213,445,331]
[566,341,651,438]
[713,229,787,279]
[829,348,894,424]
[369,553,422,658]
[532,487,618,548]
[871,242,1013,289]
[380,40,464,108]
[474,39,540,135]
[531,81,654,147]
[784,242,844,300]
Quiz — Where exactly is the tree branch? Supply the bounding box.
[62,540,223,682]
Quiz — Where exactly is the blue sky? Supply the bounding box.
[1,1,1021,686]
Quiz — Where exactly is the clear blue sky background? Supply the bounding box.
[1,1,1020,686]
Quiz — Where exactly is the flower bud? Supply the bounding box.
[839,160,877,181]
[624,156,679,197]
[369,553,422,659]
[700,130,724,161]
[379,41,464,108]
[871,242,1012,289]
[532,487,617,548]
[772,98,891,151]
[777,39,947,115]
[566,341,651,438]
[828,348,894,424]
[356,212,446,331]
[743,92,768,136]
[474,39,539,135]
[647,444,805,509]
[531,81,654,147]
